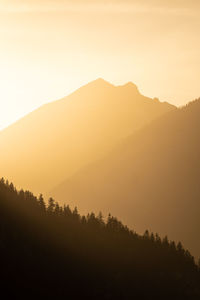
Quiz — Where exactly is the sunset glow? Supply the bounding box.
[1,2,200,297]
[0,0,200,129]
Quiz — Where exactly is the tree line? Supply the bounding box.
[0,178,199,299]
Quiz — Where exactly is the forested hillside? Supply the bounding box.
[0,178,199,299]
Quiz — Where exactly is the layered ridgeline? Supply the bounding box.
[0,179,199,298]
[0,79,175,194]
[52,99,200,259]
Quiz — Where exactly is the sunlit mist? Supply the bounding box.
[0,0,200,129]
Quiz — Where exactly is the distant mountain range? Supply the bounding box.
[51,98,200,258]
[0,78,175,194]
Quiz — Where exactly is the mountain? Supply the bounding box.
[51,99,200,258]
[0,78,175,194]
[0,178,199,298]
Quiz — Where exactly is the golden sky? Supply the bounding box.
[0,0,200,129]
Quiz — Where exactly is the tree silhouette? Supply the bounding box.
[0,178,199,299]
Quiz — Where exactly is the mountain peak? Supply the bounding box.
[123,81,137,88]
[118,81,139,94]
[86,78,114,89]
[81,79,140,93]
[94,77,109,84]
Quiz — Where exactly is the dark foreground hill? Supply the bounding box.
[0,179,199,299]
[52,98,200,259]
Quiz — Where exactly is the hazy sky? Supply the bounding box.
[0,0,200,129]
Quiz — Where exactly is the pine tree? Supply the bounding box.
[47,197,55,214]
[38,194,46,212]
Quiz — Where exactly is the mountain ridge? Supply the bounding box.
[0,79,175,194]
[51,98,200,258]
[1,178,199,298]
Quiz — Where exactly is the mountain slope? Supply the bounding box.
[0,179,199,298]
[51,99,200,258]
[0,78,175,194]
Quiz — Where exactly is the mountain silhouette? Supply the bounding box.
[0,79,175,194]
[51,98,200,258]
